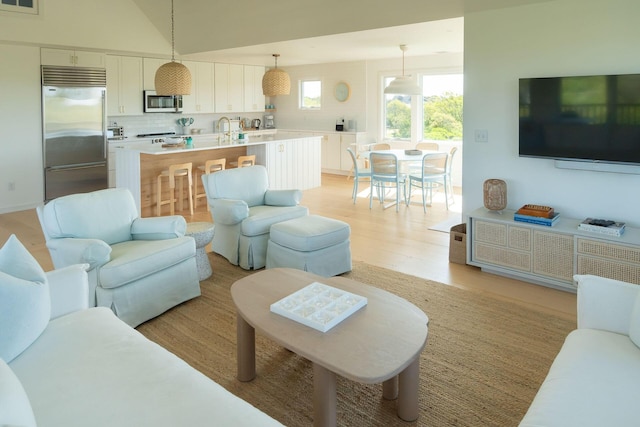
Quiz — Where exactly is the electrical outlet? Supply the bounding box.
[8,181,15,191]
[475,129,489,143]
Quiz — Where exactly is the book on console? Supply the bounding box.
[513,212,560,226]
[578,218,626,236]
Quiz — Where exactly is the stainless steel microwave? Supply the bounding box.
[143,90,182,113]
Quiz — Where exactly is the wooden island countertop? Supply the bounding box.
[114,132,321,217]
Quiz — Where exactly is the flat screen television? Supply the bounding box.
[519,73,640,165]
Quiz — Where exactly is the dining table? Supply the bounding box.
[361,148,446,209]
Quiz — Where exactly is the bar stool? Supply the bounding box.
[229,154,256,168]
[194,158,226,210]
[156,162,194,216]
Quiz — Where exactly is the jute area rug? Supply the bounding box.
[137,254,575,427]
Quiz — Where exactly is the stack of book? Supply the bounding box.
[513,204,559,226]
[578,218,626,237]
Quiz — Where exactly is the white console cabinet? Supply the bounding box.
[467,208,640,291]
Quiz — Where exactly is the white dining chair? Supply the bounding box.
[369,152,406,212]
[407,152,449,212]
[346,147,371,204]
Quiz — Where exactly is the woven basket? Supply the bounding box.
[154,61,192,95]
[262,68,291,96]
[449,223,467,264]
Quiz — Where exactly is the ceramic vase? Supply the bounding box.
[483,179,507,211]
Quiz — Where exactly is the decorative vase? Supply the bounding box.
[483,179,507,211]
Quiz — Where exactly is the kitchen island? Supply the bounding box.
[115,132,321,216]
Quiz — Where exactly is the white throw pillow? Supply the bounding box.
[0,234,50,362]
[630,291,640,348]
[0,358,37,427]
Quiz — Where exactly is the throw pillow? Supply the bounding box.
[0,234,50,362]
[0,359,37,427]
[630,291,640,348]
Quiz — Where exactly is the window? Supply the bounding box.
[300,80,321,110]
[382,73,462,143]
[0,0,38,14]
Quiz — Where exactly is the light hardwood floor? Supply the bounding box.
[0,173,576,320]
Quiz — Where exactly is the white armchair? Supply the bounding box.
[201,165,308,270]
[37,188,201,327]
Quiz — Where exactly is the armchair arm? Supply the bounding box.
[211,199,249,225]
[46,238,111,270]
[131,215,186,240]
[265,189,302,206]
[574,274,639,335]
[47,264,90,320]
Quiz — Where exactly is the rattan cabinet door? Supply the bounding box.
[533,231,574,282]
[577,238,640,285]
[472,220,532,272]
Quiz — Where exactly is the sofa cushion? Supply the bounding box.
[630,292,640,348]
[519,328,640,427]
[41,188,138,245]
[9,307,283,427]
[0,359,36,427]
[98,237,195,289]
[241,205,309,237]
[0,235,50,363]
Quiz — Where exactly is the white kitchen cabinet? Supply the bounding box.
[215,63,243,113]
[142,58,166,91]
[182,61,215,114]
[316,131,364,174]
[248,137,322,191]
[243,65,265,112]
[41,48,105,68]
[106,55,143,116]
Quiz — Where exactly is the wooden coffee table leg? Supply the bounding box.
[313,363,337,427]
[382,376,399,400]
[397,357,420,421]
[236,313,256,382]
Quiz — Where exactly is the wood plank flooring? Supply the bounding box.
[0,173,576,320]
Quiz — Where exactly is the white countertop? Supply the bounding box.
[110,131,318,155]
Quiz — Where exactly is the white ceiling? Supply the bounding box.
[181,18,465,66]
[132,0,553,67]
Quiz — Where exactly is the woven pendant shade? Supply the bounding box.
[262,54,290,96]
[155,61,192,95]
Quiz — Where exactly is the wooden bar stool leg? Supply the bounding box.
[177,175,184,213]
[156,175,162,216]
[187,169,194,215]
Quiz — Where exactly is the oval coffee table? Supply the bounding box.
[231,268,429,427]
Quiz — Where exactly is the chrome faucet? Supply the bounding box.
[217,116,231,141]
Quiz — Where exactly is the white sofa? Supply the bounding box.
[519,274,640,427]
[0,235,282,427]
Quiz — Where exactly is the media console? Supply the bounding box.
[467,207,640,292]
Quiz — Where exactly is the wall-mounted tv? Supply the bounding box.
[519,73,640,165]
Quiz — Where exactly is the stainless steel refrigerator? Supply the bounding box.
[42,66,108,201]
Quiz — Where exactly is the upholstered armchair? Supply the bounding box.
[201,165,308,270]
[36,188,201,327]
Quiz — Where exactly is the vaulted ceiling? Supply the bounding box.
[132,0,553,66]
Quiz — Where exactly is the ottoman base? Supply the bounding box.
[266,239,352,277]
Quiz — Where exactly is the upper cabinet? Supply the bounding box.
[183,61,215,114]
[106,55,143,116]
[243,65,265,113]
[215,63,243,113]
[41,48,105,68]
[142,58,165,91]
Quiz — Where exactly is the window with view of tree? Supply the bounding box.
[0,0,37,14]
[383,73,463,142]
[300,80,322,110]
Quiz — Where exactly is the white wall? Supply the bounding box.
[463,0,640,226]
[0,45,43,211]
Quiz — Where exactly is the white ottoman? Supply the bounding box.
[266,215,352,277]
[186,222,215,281]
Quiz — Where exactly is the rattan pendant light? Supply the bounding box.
[155,0,192,95]
[384,45,422,96]
[262,54,290,96]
